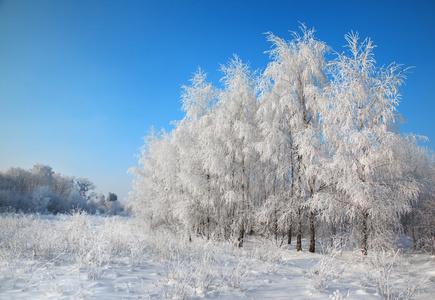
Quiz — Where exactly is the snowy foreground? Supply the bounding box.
[0,213,434,299]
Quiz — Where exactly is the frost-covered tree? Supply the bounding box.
[321,32,417,255]
[211,55,259,245]
[107,192,118,202]
[52,174,74,199]
[257,25,328,251]
[96,192,107,213]
[131,130,174,228]
[75,177,95,201]
[67,189,86,210]
[399,144,435,253]
[176,70,218,237]
[28,186,56,213]
[30,164,54,187]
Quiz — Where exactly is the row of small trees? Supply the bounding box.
[0,164,124,215]
[130,26,435,254]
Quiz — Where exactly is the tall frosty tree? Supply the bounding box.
[257,26,328,251]
[396,139,435,252]
[211,56,259,245]
[321,32,418,255]
[131,128,182,229]
[175,68,218,237]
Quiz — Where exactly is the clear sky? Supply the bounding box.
[1,0,434,202]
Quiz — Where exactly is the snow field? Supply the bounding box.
[0,212,433,299]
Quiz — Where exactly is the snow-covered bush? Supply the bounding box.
[367,249,428,300]
[329,290,350,300]
[308,242,344,291]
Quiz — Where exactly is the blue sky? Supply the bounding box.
[1,0,434,201]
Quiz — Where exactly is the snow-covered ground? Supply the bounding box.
[0,213,433,299]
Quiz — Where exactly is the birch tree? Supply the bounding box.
[211,56,259,245]
[257,25,328,251]
[173,68,218,238]
[322,32,416,255]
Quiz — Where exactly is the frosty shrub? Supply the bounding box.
[0,212,149,284]
[308,242,344,291]
[368,249,399,299]
[149,232,256,298]
[0,213,62,260]
[367,249,428,300]
[252,241,283,264]
[59,211,140,279]
[157,253,216,299]
[329,289,350,300]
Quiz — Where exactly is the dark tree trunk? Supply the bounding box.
[207,216,210,240]
[238,223,245,247]
[331,222,336,247]
[287,223,292,245]
[309,210,315,253]
[273,210,278,242]
[410,209,417,250]
[361,211,369,256]
[296,207,302,251]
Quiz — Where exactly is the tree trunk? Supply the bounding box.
[331,222,336,247]
[296,164,303,252]
[296,207,302,251]
[361,211,369,256]
[207,216,210,240]
[238,223,245,247]
[309,210,315,253]
[410,209,417,250]
[287,222,292,245]
[273,209,278,242]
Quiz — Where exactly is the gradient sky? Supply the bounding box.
[1,0,434,202]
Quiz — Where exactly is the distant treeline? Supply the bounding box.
[0,164,125,215]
